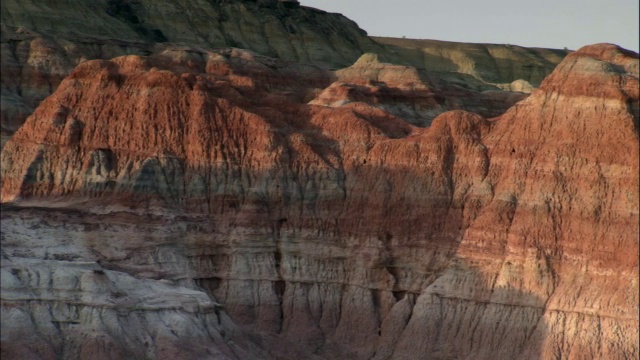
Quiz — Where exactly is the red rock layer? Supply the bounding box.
[311,53,529,127]
[1,44,638,359]
[1,0,567,148]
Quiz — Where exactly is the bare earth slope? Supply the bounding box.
[374,36,567,87]
[1,42,638,359]
[0,0,568,146]
[0,0,384,146]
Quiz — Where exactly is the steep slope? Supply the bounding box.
[390,43,639,359]
[1,43,637,359]
[0,0,568,147]
[0,0,384,146]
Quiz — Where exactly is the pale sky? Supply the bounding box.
[300,0,639,52]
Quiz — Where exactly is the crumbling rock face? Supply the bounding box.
[403,44,640,359]
[1,44,638,359]
[0,26,153,147]
[1,250,266,360]
[0,0,382,146]
[1,0,567,147]
[311,53,529,126]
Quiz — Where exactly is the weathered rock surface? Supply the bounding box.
[0,0,568,146]
[1,0,383,68]
[374,36,568,87]
[0,0,382,146]
[311,53,528,126]
[0,26,150,147]
[398,43,640,359]
[1,42,638,359]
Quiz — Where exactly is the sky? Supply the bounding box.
[300,0,639,52]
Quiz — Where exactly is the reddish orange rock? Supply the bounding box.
[0,44,637,360]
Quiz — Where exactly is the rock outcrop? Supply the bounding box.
[0,0,568,147]
[374,36,567,87]
[311,53,528,126]
[1,41,638,359]
[1,0,383,68]
[0,0,384,146]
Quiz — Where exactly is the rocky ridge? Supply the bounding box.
[0,0,382,146]
[374,36,567,88]
[0,0,568,146]
[311,52,529,126]
[1,41,638,359]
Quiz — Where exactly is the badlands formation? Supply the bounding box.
[0,0,566,146]
[1,1,638,360]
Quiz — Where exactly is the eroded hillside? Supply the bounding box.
[0,0,568,146]
[1,40,638,359]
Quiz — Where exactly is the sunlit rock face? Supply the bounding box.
[310,52,529,127]
[0,0,383,147]
[373,36,567,87]
[0,0,569,147]
[1,39,637,359]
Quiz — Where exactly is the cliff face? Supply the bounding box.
[0,0,384,146]
[1,40,638,360]
[404,44,639,359]
[0,0,568,147]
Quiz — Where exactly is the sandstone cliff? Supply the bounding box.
[1,41,637,359]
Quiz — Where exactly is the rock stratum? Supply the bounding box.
[0,0,568,146]
[1,38,638,359]
[1,2,638,360]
